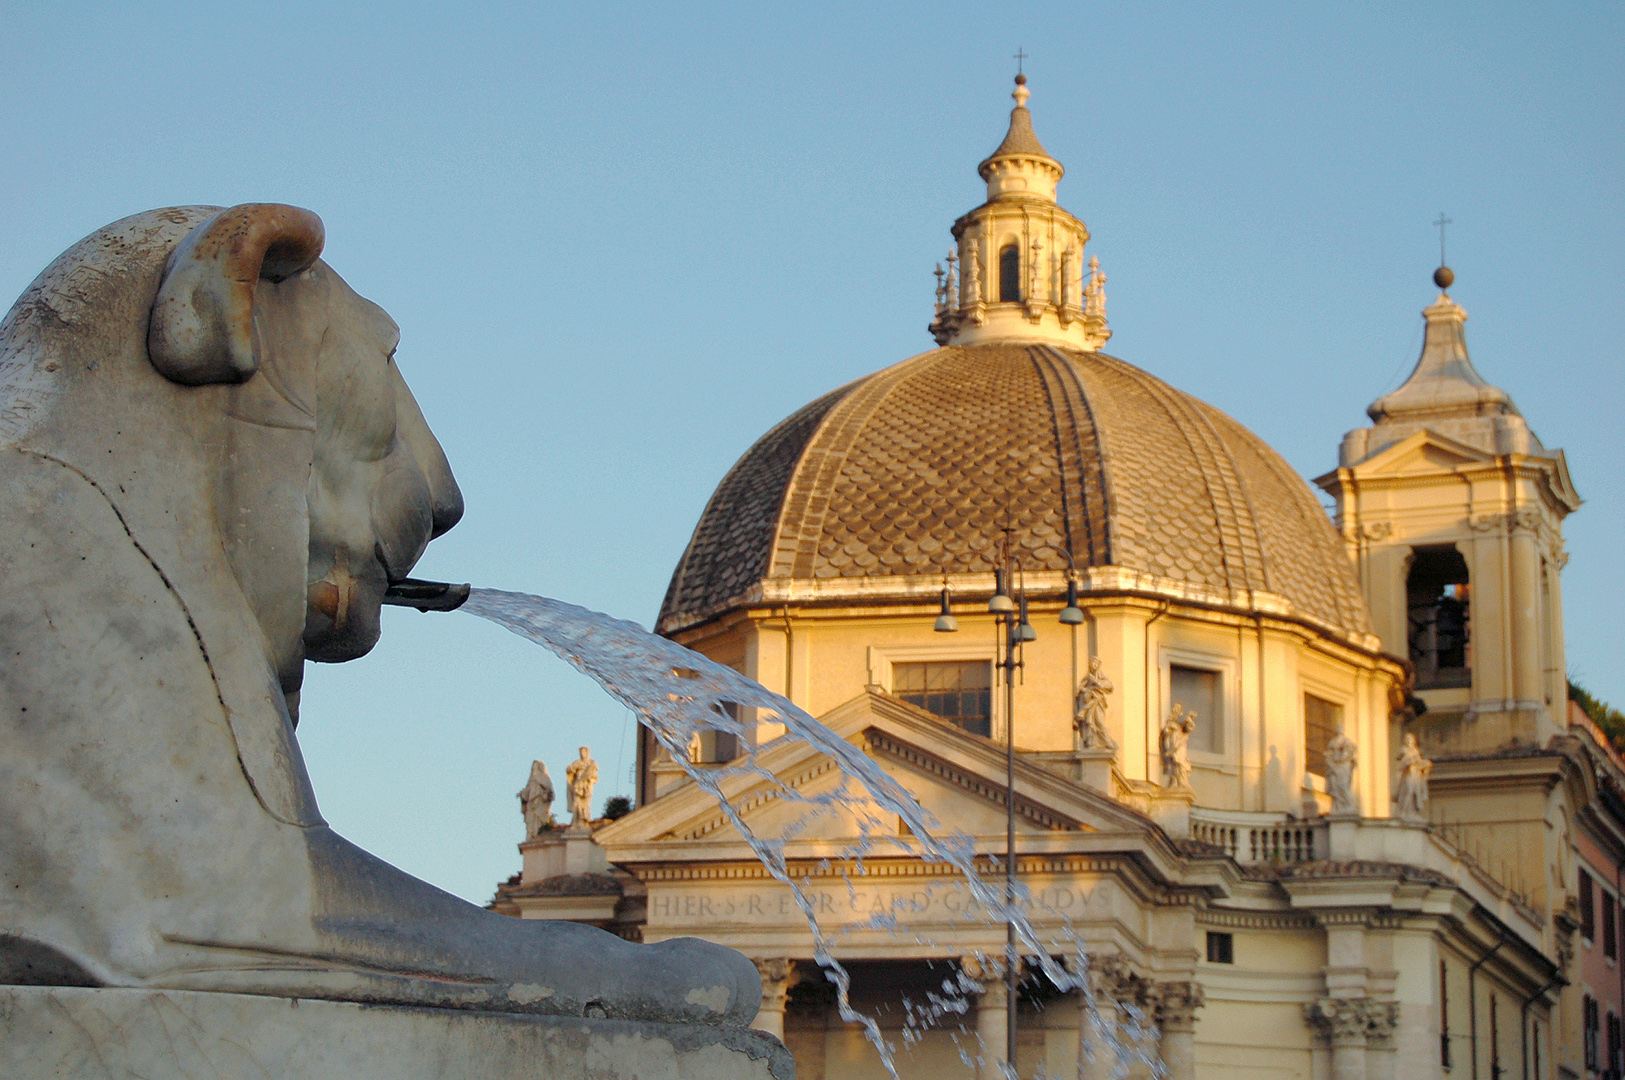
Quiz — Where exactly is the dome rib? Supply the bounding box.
[1118,355,1271,593]
[1030,346,1111,567]
[1199,402,1369,633]
[1051,349,1125,568]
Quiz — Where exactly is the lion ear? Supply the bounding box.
[147,204,325,386]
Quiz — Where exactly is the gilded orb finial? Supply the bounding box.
[1432,213,1453,292]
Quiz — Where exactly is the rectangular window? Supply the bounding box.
[893,661,992,738]
[1205,931,1233,964]
[1582,870,1597,941]
[1608,892,1619,960]
[1304,693,1343,778]
[1585,995,1599,1071]
[1171,664,1222,754]
[673,671,741,764]
[1610,1012,1622,1075]
[1489,996,1500,1080]
[1439,958,1451,1068]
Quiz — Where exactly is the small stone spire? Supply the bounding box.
[1338,267,1545,465]
[978,74,1063,203]
[1366,267,1514,427]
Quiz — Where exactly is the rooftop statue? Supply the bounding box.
[520,759,557,837]
[1159,705,1195,788]
[1392,733,1432,823]
[1073,657,1116,751]
[0,205,759,1030]
[1323,730,1358,816]
[566,746,599,827]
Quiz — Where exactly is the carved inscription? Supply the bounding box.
[645,881,1107,927]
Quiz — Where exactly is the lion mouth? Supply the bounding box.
[381,579,471,612]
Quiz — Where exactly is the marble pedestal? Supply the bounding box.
[2,986,793,1080]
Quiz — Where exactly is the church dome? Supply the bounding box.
[658,78,1372,646]
[658,341,1372,641]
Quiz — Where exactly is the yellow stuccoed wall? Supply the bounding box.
[664,592,1401,821]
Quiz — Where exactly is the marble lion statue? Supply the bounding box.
[0,205,759,1025]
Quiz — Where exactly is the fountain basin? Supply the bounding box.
[2,986,793,1080]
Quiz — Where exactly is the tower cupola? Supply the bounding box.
[929,76,1110,351]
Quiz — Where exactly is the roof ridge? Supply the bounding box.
[1030,346,1112,566]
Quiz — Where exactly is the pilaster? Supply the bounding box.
[1092,603,1149,785]
[961,956,1009,1080]
[1151,980,1205,1080]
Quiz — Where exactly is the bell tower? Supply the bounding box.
[1317,268,1580,752]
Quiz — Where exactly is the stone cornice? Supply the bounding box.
[863,727,1082,831]
[1317,444,1580,517]
[666,568,1386,657]
[1196,908,1319,931]
[1428,742,1585,805]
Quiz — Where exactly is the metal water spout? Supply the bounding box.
[383,578,472,612]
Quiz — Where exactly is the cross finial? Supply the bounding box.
[1013,47,1028,76]
[1433,212,1452,267]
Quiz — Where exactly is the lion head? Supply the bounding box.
[149,205,463,685]
[2,203,462,714]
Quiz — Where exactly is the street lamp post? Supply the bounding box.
[937,540,1083,1076]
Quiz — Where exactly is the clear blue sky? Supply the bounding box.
[2,2,1618,904]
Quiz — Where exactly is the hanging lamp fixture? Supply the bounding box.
[934,583,960,633]
[1059,577,1085,625]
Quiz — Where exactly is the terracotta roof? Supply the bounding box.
[500,872,625,900]
[658,343,1372,638]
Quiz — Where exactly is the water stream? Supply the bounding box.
[462,588,1160,1079]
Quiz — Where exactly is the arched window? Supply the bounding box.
[999,244,1021,302]
[1407,546,1471,689]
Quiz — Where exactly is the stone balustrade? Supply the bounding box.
[1190,808,1324,865]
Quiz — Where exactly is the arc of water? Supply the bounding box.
[461,589,1156,1079]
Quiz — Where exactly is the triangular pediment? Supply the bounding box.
[1352,430,1494,477]
[596,689,1155,857]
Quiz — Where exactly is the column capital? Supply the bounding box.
[753,957,797,987]
[1066,953,1144,1003]
[957,955,1011,1006]
[1304,996,1392,1048]
[1363,1000,1399,1048]
[1150,980,1205,1033]
[750,958,798,1041]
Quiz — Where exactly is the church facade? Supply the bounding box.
[495,77,1611,1080]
